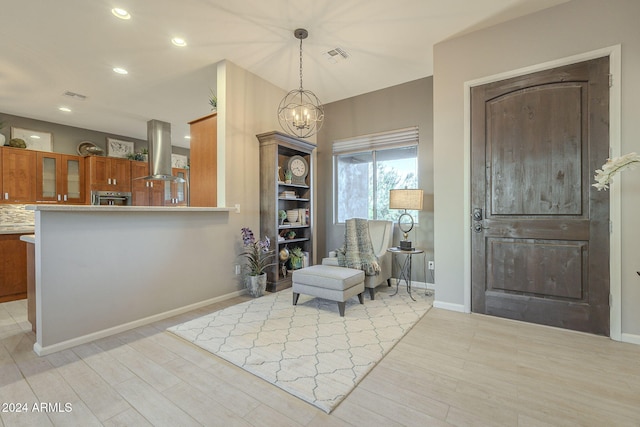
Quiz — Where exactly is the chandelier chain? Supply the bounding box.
[299,37,304,90]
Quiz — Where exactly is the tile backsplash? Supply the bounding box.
[0,204,35,225]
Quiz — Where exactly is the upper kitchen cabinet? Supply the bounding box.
[36,152,85,204]
[167,167,188,206]
[1,147,36,203]
[188,113,217,207]
[85,156,131,193]
[130,161,164,206]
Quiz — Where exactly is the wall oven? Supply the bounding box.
[90,191,132,206]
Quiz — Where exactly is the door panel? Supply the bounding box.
[471,57,610,335]
[488,238,586,299]
[489,84,583,215]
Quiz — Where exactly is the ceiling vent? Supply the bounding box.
[63,91,87,100]
[324,47,349,64]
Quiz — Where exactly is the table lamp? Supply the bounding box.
[389,189,423,250]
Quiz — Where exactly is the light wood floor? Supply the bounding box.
[1,295,640,426]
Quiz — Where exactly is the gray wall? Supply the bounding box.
[0,112,189,158]
[433,0,640,338]
[316,77,434,283]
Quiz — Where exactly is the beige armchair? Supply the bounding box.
[322,219,393,300]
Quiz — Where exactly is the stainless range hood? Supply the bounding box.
[136,119,185,182]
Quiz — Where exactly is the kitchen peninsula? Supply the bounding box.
[26,204,236,356]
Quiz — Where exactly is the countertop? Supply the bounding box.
[19,234,35,244]
[26,205,235,213]
[0,225,35,235]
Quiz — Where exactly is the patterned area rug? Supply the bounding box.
[168,287,432,413]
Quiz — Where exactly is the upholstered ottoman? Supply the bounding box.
[292,265,365,316]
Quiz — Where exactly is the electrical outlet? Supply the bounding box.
[235,265,241,275]
[428,261,435,270]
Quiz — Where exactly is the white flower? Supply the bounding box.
[593,152,640,191]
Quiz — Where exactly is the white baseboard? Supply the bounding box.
[389,279,434,290]
[34,289,247,356]
[389,279,465,312]
[621,333,640,345]
[433,300,466,312]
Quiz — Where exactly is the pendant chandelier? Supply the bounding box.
[278,28,324,139]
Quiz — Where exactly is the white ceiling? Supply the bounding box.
[0,0,567,148]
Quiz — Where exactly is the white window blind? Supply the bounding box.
[332,126,419,155]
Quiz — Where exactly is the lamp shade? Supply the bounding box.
[389,189,424,210]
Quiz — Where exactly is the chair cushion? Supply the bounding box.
[293,265,364,291]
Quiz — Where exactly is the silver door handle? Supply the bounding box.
[473,223,490,233]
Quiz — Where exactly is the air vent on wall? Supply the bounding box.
[63,91,87,100]
[323,47,349,63]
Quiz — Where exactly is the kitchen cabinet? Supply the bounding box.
[1,147,37,203]
[0,234,28,303]
[167,167,188,206]
[188,113,217,206]
[257,131,316,292]
[85,156,131,193]
[131,161,165,206]
[36,152,85,203]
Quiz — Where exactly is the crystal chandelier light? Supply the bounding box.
[278,28,324,138]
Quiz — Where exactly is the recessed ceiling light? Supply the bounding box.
[171,37,187,47]
[111,8,131,20]
[184,135,191,139]
[113,67,128,75]
[59,107,72,112]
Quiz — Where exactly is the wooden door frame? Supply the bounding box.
[462,45,622,340]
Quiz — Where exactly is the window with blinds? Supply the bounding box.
[333,127,419,223]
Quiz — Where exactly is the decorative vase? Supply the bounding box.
[286,210,299,223]
[0,134,5,146]
[246,273,267,297]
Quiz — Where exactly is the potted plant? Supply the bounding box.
[209,89,217,112]
[284,169,292,184]
[241,227,276,297]
[288,246,304,270]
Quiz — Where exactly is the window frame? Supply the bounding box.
[332,127,419,224]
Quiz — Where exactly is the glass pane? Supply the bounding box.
[334,146,418,224]
[336,152,373,222]
[176,172,185,201]
[375,146,418,221]
[66,159,80,198]
[42,157,57,198]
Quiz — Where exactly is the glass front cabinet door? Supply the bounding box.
[169,168,188,206]
[36,153,85,203]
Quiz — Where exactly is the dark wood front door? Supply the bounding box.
[471,57,610,336]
